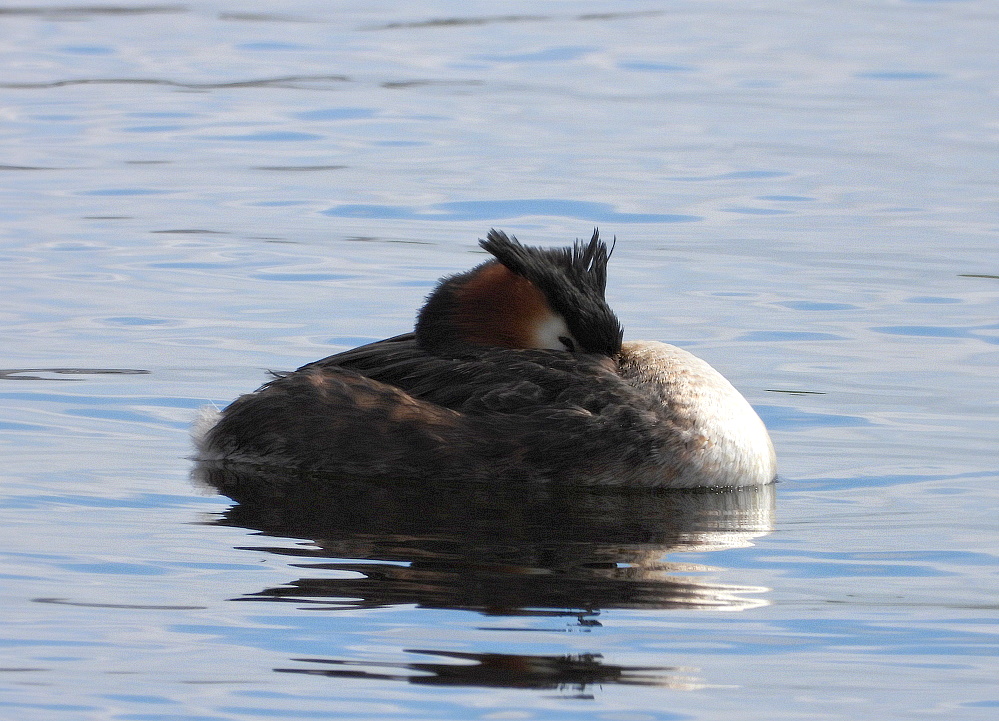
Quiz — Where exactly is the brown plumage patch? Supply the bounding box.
[451,263,552,349]
[304,368,460,425]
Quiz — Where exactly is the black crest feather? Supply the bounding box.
[480,228,612,296]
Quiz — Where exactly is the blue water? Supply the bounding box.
[1,2,997,719]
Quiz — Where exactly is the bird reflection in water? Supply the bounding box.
[276,650,697,695]
[196,462,774,693]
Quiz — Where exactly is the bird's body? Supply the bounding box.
[195,231,775,487]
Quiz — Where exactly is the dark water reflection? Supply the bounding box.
[277,650,689,693]
[195,464,775,698]
[198,464,774,617]
[197,463,772,691]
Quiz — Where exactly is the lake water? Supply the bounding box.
[1,1,997,719]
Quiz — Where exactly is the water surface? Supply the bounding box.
[0,2,997,719]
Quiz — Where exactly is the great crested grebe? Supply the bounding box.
[194,230,776,487]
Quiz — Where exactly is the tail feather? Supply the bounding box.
[191,405,222,454]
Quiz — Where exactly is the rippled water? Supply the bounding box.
[1,2,997,719]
